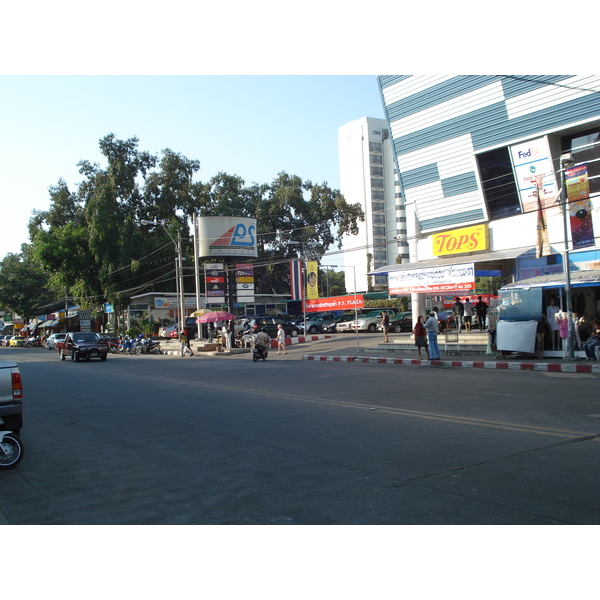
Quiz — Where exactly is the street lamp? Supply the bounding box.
[140,219,185,335]
[326,265,360,353]
[559,154,575,360]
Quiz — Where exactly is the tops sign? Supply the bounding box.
[432,224,489,256]
[197,216,258,258]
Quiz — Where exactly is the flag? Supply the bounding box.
[290,261,303,300]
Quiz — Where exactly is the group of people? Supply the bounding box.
[450,296,488,332]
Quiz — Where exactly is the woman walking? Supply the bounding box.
[413,315,430,360]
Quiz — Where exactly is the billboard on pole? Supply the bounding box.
[197,216,258,258]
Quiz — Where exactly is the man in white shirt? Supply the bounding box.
[463,298,474,332]
[424,311,440,360]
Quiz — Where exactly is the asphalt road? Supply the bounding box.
[1,339,599,525]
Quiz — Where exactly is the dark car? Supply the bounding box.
[377,312,413,333]
[247,317,300,338]
[59,332,108,362]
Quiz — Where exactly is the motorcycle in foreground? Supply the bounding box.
[252,342,269,362]
[0,428,23,469]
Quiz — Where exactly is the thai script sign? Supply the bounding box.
[305,294,364,312]
[432,224,489,256]
[389,263,475,294]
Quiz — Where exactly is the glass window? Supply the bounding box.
[370,154,383,165]
[371,202,384,212]
[369,142,382,152]
[373,226,386,236]
[498,288,541,322]
[476,147,521,219]
[371,178,384,188]
[370,166,383,177]
[371,190,384,200]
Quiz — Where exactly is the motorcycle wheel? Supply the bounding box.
[0,433,24,469]
[60,349,66,361]
[135,346,142,355]
[253,353,258,362]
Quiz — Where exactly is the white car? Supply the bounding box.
[46,333,66,350]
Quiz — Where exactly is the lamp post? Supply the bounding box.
[326,264,360,353]
[559,153,575,360]
[141,219,185,335]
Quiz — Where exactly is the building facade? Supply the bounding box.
[338,116,409,294]
[373,75,600,329]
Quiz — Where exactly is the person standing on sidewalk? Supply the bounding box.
[276,324,287,354]
[381,310,390,342]
[463,298,474,332]
[413,315,430,360]
[475,296,488,330]
[424,311,440,360]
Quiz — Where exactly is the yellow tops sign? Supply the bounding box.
[432,224,489,256]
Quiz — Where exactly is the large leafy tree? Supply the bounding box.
[0,251,54,322]
[27,134,364,309]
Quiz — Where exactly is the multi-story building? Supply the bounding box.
[371,76,600,332]
[338,116,409,293]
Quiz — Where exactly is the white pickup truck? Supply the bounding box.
[0,360,23,436]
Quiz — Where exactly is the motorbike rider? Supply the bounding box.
[254,326,271,357]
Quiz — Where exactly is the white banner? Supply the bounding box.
[389,263,475,294]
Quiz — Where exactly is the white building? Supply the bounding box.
[338,116,409,293]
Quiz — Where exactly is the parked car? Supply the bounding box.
[246,317,300,338]
[352,309,396,333]
[59,332,108,362]
[46,333,66,350]
[377,311,413,333]
[9,336,26,347]
[321,313,353,333]
[1,336,13,347]
[301,312,339,334]
[334,314,359,333]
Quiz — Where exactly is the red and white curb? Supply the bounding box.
[302,355,600,373]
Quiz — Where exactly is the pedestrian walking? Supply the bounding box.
[413,315,430,360]
[424,311,440,360]
[453,297,464,331]
[276,323,287,354]
[180,329,194,357]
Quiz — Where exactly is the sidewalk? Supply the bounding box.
[300,331,600,374]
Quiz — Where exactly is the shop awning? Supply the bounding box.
[43,319,60,327]
[369,246,536,277]
[502,269,600,290]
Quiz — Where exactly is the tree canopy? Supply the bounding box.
[22,133,364,312]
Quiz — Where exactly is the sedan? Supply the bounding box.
[46,333,67,350]
[9,336,26,347]
[377,312,413,334]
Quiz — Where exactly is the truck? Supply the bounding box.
[0,360,24,468]
[0,360,23,436]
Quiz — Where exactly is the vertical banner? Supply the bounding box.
[565,164,595,249]
[306,261,319,300]
[235,263,255,303]
[534,175,550,258]
[290,261,303,300]
[204,263,226,304]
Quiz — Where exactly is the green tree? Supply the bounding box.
[0,252,54,321]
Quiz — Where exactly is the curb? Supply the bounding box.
[302,355,600,373]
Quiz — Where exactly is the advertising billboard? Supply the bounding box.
[197,216,258,258]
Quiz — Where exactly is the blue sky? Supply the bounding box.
[0,75,385,260]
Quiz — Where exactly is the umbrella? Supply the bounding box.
[196,310,236,323]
